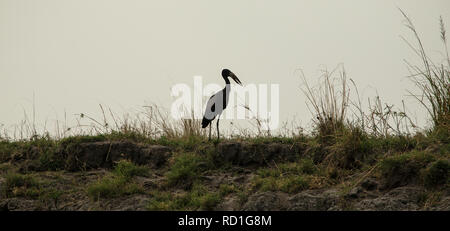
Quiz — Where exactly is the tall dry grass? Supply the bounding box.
[300,64,416,138]
[300,65,350,137]
[0,103,207,141]
[76,104,207,140]
[300,10,449,139]
[401,10,450,129]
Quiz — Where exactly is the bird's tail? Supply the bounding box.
[202,116,212,128]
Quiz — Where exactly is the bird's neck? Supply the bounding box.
[223,76,230,85]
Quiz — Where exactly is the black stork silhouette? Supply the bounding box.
[202,69,242,140]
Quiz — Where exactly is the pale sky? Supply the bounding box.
[1,0,449,136]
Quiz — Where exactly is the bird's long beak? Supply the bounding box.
[230,72,242,86]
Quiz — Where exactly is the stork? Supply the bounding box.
[202,69,242,140]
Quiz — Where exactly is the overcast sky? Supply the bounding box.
[1,0,449,136]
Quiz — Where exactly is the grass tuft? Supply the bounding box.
[86,160,147,200]
[379,151,435,189]
[166,153,212,188]
[1,173,41,199]
[422,159,450,188]
[113,159,149,179]
[147,183,221,211]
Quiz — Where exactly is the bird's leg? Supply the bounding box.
[208,123,212,141]
[216,114,221,140]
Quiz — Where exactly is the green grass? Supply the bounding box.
[422,160,450,188]
[166,153,212,188]
[87,175,143,200]
[147,183,221,211]
[253,161,313,194]
[257,159,318,178]
[1,173,41,199]
[218,184,238,197]
[0,171,69,208]
[86,160,147,200]
[379,151,436,189]
[0,140,18,162]
[114,159,149,179]
[39,188,64,206]
[59,134,108,146]
[0,136,57,164]
[278,176,310,193]
[38,149,65,171]
[253,175,309,194]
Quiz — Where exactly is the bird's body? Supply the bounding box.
[202,69,241,140]
[202,83,230,128]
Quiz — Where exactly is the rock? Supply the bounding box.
[62,141,172,171]
[0,177,5,199]
[137,145,171,168]
[135,176,159,190]
[1,198,41,211]
[288,190,339,211]
[58,196,92,211]
[110,195,149,211]
[201,175,225,188]
[217,142,302,166]
[243,189,341,211]
[215,196,240,211]
[354,186,424,211]
[242,192,289,211]
[232,175,247,183]
[430,196,450,211]
[217,142,241,163]
[0,200,8,211]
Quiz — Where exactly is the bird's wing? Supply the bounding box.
[204,94,218,120]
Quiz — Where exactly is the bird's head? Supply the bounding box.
[222,69,242,86]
